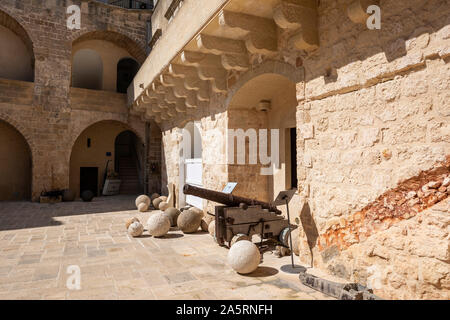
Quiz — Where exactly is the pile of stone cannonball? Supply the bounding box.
[126,194,210,238]
[128,194,263,275]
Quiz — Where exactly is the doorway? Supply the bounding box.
[180,121,203,209]
[114,130,144,194]
[80,167,98,196]
[117,58,139,93]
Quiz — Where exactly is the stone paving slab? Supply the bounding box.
[0,196,333,300]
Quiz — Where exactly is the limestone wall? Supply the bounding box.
[293,0,450,299]
[0,0,152,200]
[155,0,449,299]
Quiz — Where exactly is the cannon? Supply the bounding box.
[183,184,282,215]
[183,184,296,248]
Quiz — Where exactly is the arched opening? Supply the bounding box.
[114,130,144,194]
[116,58,139,93]
[227,73,298,205]
[71,49,103,90]
[0,120,32,201]
[69,121,144,199]
[0,11,34,82]
[179,121,203,209]
[71,31,145,92]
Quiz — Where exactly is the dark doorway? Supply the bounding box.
[114,131,144,194]
[290,127,298,189]
[80,167,98,196]
[117,58,139,93]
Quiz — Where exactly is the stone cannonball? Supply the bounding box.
[152,197,163,210]
[227,240,261,274]
[62,189,75,202]
[150,193,160,201]
[138,202,149,212]
[208,220,215,237]
[128,221,144,237]
[159,201,170,211]
[125,217,140,230]
[189,207,204,217]
[201,215,214,232]
[291,228,300,256]
[177,209,203,233]
[200,219,209,232]
[135,195,151,208]
[164,207,181,227]
[81,190,94,202]
[147,211,171,237]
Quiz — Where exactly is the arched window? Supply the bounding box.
[0,23,33,81]
[72,49,103,90]
[116,58,139,93]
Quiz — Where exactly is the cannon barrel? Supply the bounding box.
[183,184,282,215]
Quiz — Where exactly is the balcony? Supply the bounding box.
[70,87,128,114]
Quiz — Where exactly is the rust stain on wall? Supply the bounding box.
[318,155,450,251]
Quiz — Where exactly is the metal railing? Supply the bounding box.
[109,0,154,10]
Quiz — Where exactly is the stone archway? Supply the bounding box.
[0,9,35,81]
[71,30,146,65]
[69,120,145,198]
[226,70,299,210]
[0,119,32,201]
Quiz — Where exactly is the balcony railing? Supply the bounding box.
[108,0,154,10]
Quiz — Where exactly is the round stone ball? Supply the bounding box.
[227,240,261,274]
[201,214,214,232]
[125,217,140,230]
[291,228,300,256]
[147,211,171,237]
[200,219,209,232]
[152,197,163,209]
[135,195,151,208]
[128,221,144,237]
[138,202,149,212]
[230,234,250,247]
[177,209,203,233]
[150,193,160,201]
[81,190,94,202]
[164,207,181,227]
[62,189,75,202]
[189,207,204,217]
[159,201,170,211]
[208,220,215,236]
[159,196,168,202]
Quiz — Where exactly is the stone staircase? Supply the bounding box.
[118,157,141,195]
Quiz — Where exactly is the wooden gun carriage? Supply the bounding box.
[183,184,296,248]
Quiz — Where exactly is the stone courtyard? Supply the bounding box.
[0,196,333,300]
[0,0,449,300]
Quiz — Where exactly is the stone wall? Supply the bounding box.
[0,0,155,200]
[155,0,449,299]
[293,0,450,299]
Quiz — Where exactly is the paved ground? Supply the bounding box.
[0,196,333,300]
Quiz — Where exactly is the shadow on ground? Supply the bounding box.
[0,195,137,231]
[244,266,279,278]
